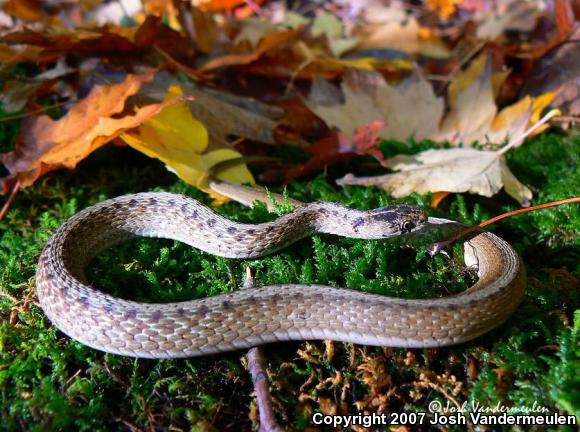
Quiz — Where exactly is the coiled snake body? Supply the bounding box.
[36,192,526,359]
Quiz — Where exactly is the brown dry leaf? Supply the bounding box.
[437,55,497,144]
[306,69,444,140]
[337,148,532,205]
[308,55,556,147]
[353,6,451,59]
[522,26,580,117]
[475,0,543,40]
[1,59,73,112]
[437,55,557,145]
[201,27,302,70]
[306,67,444,142]
[0,72,179,191]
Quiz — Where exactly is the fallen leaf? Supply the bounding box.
[143,72,303,149]
[475,0,543,40]
[0,72,177,192]
[522,26,580,117]
[307,56,557,148]
[336,148,532,205]
[121,85,255,201]
[438,55,497,144]
[0,16,193,64]
[306,67,444,141]
[262,121,383,183]
[1,59,73,112]
[437,55,557,145]
[3,0,43,22]
[311,11,358,57]
[201,28,303,70]
[353,12,451,59]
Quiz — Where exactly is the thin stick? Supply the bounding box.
[243,268,283,432]
[553,116,580,122]
[427,197,580,256]
[0,180,20,221]
[0,101,71,123]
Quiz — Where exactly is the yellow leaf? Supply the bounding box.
[120,85,254,200]
[530,91,558,124]
[447,54,487,110]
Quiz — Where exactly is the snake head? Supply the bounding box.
[357,204,428,238]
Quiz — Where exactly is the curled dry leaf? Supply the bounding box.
[337,148,532,206]
[142,72,302,149]
[0,71,178,193]
[121,85,255,202]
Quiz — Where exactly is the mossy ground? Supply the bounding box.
[0,130,578,431]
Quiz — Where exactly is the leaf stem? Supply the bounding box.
[496,109,561,156]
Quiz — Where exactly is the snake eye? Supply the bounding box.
[401,220,415,233]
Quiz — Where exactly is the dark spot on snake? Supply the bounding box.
[247,229,255,234]
[227,227,237,234]
[128,199,138,207]
[103,304,113,314]
[216,233,222,238]
[246,296,257,303]
[271,293,282,302]
[352,217,365,230]
[235,236,245,242]
[296,311,308,320]
[176,308,186,317]
[207,219,217,227]
[181,203,188,213]
[168,199,176,206]
[192,210,199,219]
[149,197,157,205]
[312,293,324,300]
[333,211,339,216]
[78,296,90,307]
[197,304,210,315]
[113,202,123,210]
[125,309,137,319]
[151,310,163,321]
[371,211,398,223]
[221,300,232,310]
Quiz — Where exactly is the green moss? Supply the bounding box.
[0,131,578,430]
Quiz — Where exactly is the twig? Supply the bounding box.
[242,268,283,432]
[0,101,71,123]
[427,197,580,256]
[553,116,580,122]
[496,109,561,156]
[0,180,20,221]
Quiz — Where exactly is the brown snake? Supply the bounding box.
[36,191,526,359]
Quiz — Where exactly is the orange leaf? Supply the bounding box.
[3,0,43,22]
[430,192,451,208]
[0,72,180,192]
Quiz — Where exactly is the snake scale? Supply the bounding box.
[36,192,526,359]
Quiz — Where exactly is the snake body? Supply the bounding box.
[36,192,526,359]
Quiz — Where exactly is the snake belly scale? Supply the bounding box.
[36,192,526,359]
